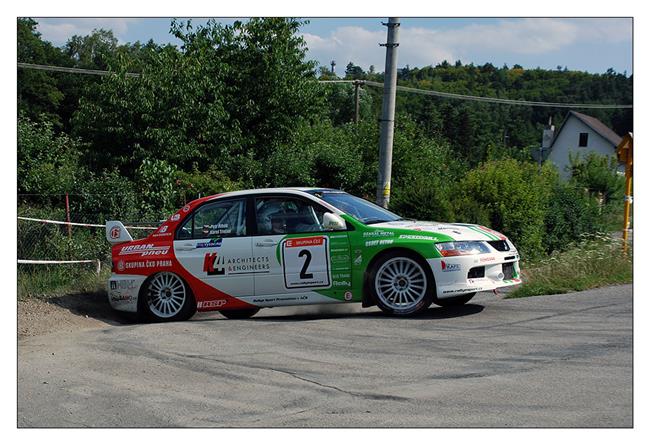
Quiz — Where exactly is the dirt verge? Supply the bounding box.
[18,291,134,339]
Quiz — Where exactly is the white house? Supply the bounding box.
[545,111,623,180]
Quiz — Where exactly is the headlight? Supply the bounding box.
[435,241,491,257]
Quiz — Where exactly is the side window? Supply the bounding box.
[177,199,247,240]
[255,197,328,235]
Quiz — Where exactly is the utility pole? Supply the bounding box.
[376,18,400,208]
[353,80,361,123]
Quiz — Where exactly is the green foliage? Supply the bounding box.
[507,234,632,298]
[17,18,65,125]
[136,159,178,217]
[18,117,81,199]
[455,159,557,258]
[175,164,244,201]
[72,18,324,179]
[544,183,605,253]
[265,120,374,192]
[568,152,624,202]
[73,169,140,222]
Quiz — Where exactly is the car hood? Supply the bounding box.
[368,220,507,242]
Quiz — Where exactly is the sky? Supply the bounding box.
[34,17,633,74]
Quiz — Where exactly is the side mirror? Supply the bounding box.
[322,212,347,231]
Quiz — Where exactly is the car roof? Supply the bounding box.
[211,187,343,199]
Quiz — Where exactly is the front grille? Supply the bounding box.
[468,266,485,279]
[488,240,510,252]
[502,262,515,280]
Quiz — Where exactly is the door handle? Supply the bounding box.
[256,239,278,247]
[175,242,196,251]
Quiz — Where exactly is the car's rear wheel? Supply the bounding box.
[219,308,260,319]
[434,292,476,307]
[370,252,434,316]
[140,272,196,322]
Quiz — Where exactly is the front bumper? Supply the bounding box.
[107,274,147,313]
[428,251,521,299]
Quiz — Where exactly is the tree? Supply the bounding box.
[17,18,66,125]
[344,62,365,79]
[72,18,325,181]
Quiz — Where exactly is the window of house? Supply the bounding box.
[579,132,589,147]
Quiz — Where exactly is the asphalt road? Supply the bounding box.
[18,284,633,427]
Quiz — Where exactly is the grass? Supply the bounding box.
[507,232,633,299]
[17,263,111,301]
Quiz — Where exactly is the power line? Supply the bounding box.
[17,62,140,77]
[342,79,632,109]
[17,62,632,109]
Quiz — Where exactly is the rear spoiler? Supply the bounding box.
[106,221,133,244]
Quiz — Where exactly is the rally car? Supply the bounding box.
[105,188,521,322]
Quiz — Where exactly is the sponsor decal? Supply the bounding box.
[119,243,170,256]
[441,260,461,272]
[285,236,324,248]
[442,287,482,295]
[398,234,438,241]
[109,225,121,239]
[203,252,270,275]
[203,253,225,276]
[182,204,190,213]
[202,223,232,236]
[109,292,134,303]
[365,239,394,247]
[332,272,352,280]
[124,259,172,270]
[333,280,352,287]
[196,238,223,249]
[171,214,181,222]
[109,279,136,291]
[363,230,394,237]
[197,299,227,309]
[117,259,125,272]
[252,295,310,304]
[344,291,353,301]
[159,225,168,233]
[480,256,496,263]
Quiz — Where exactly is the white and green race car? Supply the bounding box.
[106,188,521,321]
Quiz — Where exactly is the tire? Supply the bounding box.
[369,251,435,316]
[219,308,260,319]
[434,292,476,308]
[139,272,196,322]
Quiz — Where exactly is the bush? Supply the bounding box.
[136,158,178,218]
[72,169,141,223]
[544,183,605,253]
[18,116,82,201]
[454,159,558,258]
[569,152,624,202]
[175,164,244,203]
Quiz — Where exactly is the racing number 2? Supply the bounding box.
[298,250,314,279]
[281,236,330,289]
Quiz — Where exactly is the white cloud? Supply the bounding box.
[36,18,140,45]
[302,18,632,71]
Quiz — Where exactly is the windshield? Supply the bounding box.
[312,191,403,224]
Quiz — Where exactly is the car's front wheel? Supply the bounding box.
[434,292,476,308]
[139,272,196,322]
[370,252,434,316]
